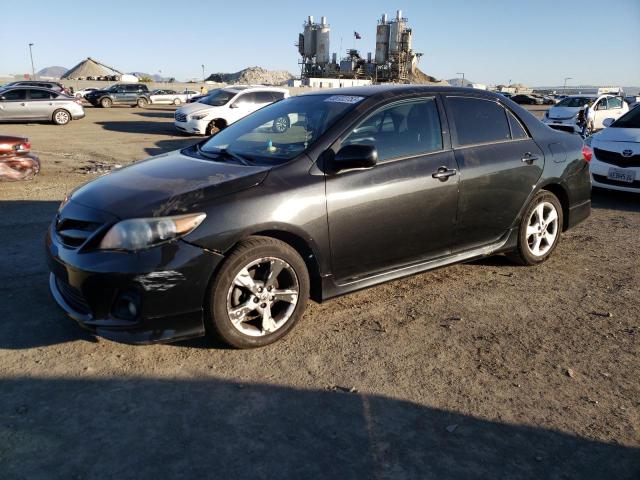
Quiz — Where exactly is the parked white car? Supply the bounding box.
[74,88,98,98]
[174,86,288,135]
[543,94,629,133]
[589,107,640,193]
[149,89,198,105]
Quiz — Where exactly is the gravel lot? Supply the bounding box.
[1,104,638,479]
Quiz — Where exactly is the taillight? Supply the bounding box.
[582,145,593,162]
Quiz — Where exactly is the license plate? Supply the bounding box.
[607,167,636,183]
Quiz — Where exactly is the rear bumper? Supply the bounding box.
[567,199,591,229]
[72,110,86,120]
[543,118,580,133]
[46,226,225,344]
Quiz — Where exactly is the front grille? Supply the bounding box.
[593,174,640,189]
[56,276,90,314]
[594,148,640,168]
[175,112,187,122]
[56,217,103,248]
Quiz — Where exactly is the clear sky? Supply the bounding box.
[1,0,638,86]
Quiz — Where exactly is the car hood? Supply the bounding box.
[176,103,218,116]
[593,127,640,143]
[70,149,270,219]
[548,106,580,119]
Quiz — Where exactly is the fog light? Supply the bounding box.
[111,291,140,321]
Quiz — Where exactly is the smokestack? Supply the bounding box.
[382,13,387,23]
[308,15,314,25]
[321,16,327,26]
[396,10,402,20]
[367,52,372,63]
[332,53,337,64]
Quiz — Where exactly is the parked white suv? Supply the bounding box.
[543,94,629,134]
[174,86,289,135]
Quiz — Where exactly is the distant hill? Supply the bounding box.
[37,66,67,78]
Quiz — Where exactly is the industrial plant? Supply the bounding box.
[297,10,423,85]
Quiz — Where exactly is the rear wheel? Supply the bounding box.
[52,109,71,125]
[206,237,310,348]
[137,97,148,108]
[272,115,290,133]
[507,191,563,266]
[173,98,181,106]
[100,97,112,108]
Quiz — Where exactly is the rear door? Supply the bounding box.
[0,89,30,120]
[445,95,545,251]
[326,95,459,282]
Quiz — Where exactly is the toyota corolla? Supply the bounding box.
[47,86,592,348]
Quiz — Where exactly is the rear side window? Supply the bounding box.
[2,89,27,101]
[235,93,258,105]
[125,85,138,92]
[448,97,511,146]
[29,89,55,100]
[342,97,443,162]
[254,92,275,103]
[507,111,528,140]
[271,92,286,101]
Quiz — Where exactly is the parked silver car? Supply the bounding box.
[0,87,85,125]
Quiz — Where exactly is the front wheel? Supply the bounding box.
[507,191,563,266]
[52,109,71,125]
[100,97,112,108]
[137,97,148,108]
[206,237,310,348]
[173,98,181,106]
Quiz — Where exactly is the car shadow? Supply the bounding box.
[144,138,201,156]
[1,376,638,479]
[591,188,640,212]
[133,111,176,119]
[96,120,181,136]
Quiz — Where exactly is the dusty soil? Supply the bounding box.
[0,105,638,479]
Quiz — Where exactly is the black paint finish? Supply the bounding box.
[46,86,591,343]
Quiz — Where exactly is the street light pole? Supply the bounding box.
[563,77,572,94]
[28,43,36,80]
[456,72,465,87]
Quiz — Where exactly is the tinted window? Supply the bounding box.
[254,92,275,103]
[448,97,510,145]
[556,97,593,108]
[507,111,528,140]
[125,85,138,92]
[271,92,286,101]
[343,98,443,162]
[200,90,236,106]
[235,93,258,105]
[611,106,640,128]
[2,89,27,101]
[29,89,55,100]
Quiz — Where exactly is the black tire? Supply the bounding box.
[100,97,112,108]
[206,236,310,348]
[507,190,563,266]
[272,115,290,133]
[52,109,71,125]
[137,97,148,108]
[173,98,181,106]
[206,121,220,136]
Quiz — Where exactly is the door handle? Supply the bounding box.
[521,152,540,164]
[20,103,26,106]
[432,166,457,182]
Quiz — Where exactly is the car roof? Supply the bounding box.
[223,85,288,93]
[299,85,507,101]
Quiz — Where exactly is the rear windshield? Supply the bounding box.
[611,107,640,129]
[556,97,592,108]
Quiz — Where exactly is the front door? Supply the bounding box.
[0,89,30,120]
[326,96,459,282]
[444,95,545,251]
[593,96,626,129]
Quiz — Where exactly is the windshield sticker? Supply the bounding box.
[324,95,364,104]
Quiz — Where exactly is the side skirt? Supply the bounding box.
[320,227,518,301]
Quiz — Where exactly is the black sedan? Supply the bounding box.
[511,94,542,105]
[47,86,592,348]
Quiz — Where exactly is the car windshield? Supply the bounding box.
[197,94,363,164]
[199,90,236,106]
[610,107,640,128]
[556,97,592,108]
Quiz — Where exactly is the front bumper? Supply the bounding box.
[46,225,225,344]
[542,117,580,133]
[590,157,640,193]
[174,119,207,135]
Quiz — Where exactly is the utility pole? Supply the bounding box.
[563,77,572,94]
[201,64,205,83]
[28,43,36,80]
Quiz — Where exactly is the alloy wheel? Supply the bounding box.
[54,110,70,125]
[226,257,299,337]
[525,201,559,257]
[273,116,289,133]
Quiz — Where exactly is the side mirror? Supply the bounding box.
[333,144,378,172]
[602,118,615,127]
[230,103,239,109]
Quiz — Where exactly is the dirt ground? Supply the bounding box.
[0,104,638,479]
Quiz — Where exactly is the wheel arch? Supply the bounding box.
[538,181,570,231]
[212,118,228,129]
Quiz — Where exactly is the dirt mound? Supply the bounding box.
[407,67,449,86]
[207,67,294,86]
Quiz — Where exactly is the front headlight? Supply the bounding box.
[191,113,208,120]
[99,213,206,251]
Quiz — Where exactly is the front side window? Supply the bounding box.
[254,92,276,104]
[234,93,258,106]
[342,98,443,161]
[197,94,361,164]
[608,97,622,109]
[556,97,592,108]
[2,89,27,101]
[29,89,55,100]
[200,90,236,106]
[448,97,511,146]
